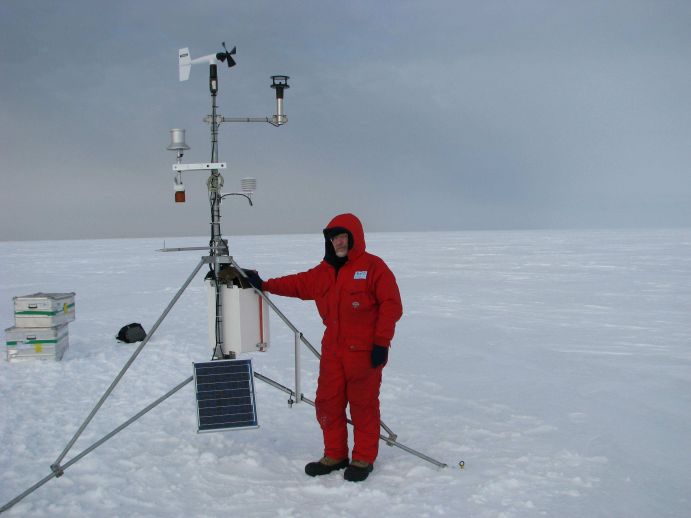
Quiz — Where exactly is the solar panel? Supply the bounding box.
[193,359,259,432]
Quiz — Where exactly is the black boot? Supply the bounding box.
[305,456,349,477]
[343,460,374,482]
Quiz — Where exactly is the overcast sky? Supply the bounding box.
[1,0,690,241]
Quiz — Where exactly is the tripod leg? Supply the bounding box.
[52,258,205,469]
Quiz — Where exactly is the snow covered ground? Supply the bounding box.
[1,228,690,517]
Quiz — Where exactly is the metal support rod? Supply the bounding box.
[210,182,222,252]
[276,97,284,121]
[0,471,56,514]
[207,73,226,355]
[253,371,447,469]
[378,419,397,442]
[294,331,301,404]
[210,83,219,163]
[222,117,274,123]
[213,256,224,357]
[208,80,224,255]
[1,377,193,514]
[53,258,205,468]
[299,334,322,360]
[204,116,288,125]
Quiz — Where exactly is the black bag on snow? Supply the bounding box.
[116,323,146,343]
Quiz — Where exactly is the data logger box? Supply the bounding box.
[206,281,270,356]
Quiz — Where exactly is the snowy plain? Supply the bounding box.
[1,228,690,517]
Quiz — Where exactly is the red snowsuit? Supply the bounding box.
[263,213,402,464]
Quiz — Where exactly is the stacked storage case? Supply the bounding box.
[5,292,75,362]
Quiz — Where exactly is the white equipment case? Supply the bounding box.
[5,323,69,362]
[13,292,76,328]
[206,281,270,357]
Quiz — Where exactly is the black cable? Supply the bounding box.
[219,192,253,206]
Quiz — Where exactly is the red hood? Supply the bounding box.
[324,213,366,260]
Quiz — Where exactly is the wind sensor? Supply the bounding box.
[178,42,236,82]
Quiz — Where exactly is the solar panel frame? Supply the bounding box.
[193,358,260,433]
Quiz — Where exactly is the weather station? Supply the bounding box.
[161,42,293,432]
[162,43,290,365]
[1,42,449,515]
[159,43,447,464]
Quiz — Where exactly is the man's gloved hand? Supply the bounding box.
[371,345,388,368]
[242,269,264,291]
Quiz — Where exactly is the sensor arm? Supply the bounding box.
[172,163,227,172]
[204,115,288,127]
[202,76,290,127]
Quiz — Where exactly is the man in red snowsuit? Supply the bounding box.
[245,213,402,482]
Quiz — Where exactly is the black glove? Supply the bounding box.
[371,345,388,368]
[242,269,264,291]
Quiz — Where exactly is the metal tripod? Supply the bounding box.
[0,254,447,514]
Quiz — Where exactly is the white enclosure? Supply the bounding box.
[206,281,270,356]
